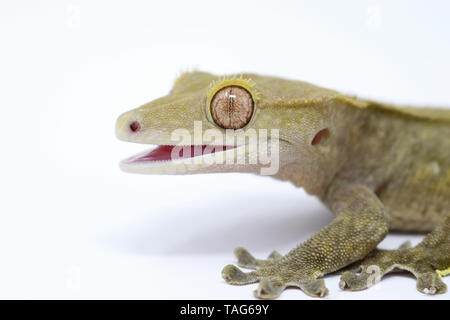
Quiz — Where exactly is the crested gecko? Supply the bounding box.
[116,71,450,298]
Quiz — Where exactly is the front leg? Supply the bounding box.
[222,184,389,298]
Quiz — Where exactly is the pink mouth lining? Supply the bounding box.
[126,145,236,163]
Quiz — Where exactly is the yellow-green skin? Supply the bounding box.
[116,71,450,298]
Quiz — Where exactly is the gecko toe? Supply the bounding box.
[417,272,447,295]
[221,264,259,285]
[339,269,378,291]
[298,279,329,297]
[234,247,282,270]
[398,241,412,249]
[267,250,283,260]
[253,277,286,299]
[234,247,260,269]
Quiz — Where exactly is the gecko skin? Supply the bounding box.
[116,71,450,298]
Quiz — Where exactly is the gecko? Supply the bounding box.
[115,71,450,298]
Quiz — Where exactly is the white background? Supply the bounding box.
[1,0,449,300]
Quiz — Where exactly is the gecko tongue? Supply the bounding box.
[130,145,235,163]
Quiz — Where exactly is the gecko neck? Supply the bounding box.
[273,101,369,197]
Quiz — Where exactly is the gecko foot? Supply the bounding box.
[339,241,448,295]
[222,247,328,298]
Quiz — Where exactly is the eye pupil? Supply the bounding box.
[210,86,254,129]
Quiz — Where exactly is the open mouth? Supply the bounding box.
[118,140,277,175]
[121,145,237,165]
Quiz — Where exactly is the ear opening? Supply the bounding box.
[311,128,330,146]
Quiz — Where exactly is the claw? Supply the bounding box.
[221,264,259,285]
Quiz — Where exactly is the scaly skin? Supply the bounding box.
[116,71,450,298]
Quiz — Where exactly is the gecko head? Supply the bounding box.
[116,71,346,185]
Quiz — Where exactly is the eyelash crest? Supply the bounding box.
[206,74,261,105]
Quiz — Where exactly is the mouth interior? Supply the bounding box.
[126,145,236,163]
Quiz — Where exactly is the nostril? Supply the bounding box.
[129,121,141,132]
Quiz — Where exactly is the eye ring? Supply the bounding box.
[205,75,260,129]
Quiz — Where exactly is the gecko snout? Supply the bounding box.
[115,111,146,142]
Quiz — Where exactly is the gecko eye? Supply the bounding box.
[210,86,254,129]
